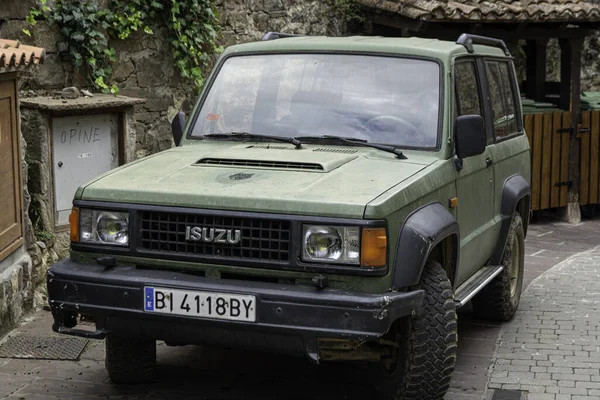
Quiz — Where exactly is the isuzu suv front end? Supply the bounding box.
[49,200,424,358]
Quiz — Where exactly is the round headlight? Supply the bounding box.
[96,212,129,244]
[304,227,343,260]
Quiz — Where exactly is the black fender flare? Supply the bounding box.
[391,202,460,290]
[490,174,531,265]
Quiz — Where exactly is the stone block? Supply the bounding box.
[0,254,33,338]
[144,96,174,112]
[264,0,284,12]
[111,33,144,54]
[269,10,288,18]
[0,19,32,43]
[29,54,66,89]
[53,232,70,260]
[134,57,174,88]
[226,11,251,31]
[112,60,135,83]
[0,0,37,19]
[221,30,241,47]
[252,12,269,32]
[26,162,48,196]
[135,111,161,124]
[30,22,60,54]
[139,120,174,153]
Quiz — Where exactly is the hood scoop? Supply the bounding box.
[246,145,293,150]
[313,147,358,154]
[196,157,324,171]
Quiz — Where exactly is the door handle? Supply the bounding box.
[486,158,493,167]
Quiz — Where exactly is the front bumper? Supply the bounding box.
[47,259,423,361]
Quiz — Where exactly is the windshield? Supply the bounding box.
[191,54,441,148]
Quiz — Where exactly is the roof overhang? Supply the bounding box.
[0,39,46,73]
[356,0,600,24]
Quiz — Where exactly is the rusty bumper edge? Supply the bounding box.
[47,259,424,360]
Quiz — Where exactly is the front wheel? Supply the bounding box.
[372,260,458,400]
[105,334,157,384]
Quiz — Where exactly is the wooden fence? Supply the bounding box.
[524,112,570,211]
[525,110,600,211]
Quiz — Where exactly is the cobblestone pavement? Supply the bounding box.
[487,245,600,400]
[0,217,599,400]
[447,216,600,400]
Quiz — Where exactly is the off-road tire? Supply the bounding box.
[472,212,525,321]
[105,334,157,384]
[374,260,458,400]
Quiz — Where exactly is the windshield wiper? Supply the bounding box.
[298,135,407,159]
[204,132,302,149]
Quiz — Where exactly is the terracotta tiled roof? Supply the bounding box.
[0,39,45,71]
[357,0,600,23]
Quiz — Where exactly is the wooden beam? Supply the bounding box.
[559,39,572,111]
[525,39,548,102]
[559,37,584,204]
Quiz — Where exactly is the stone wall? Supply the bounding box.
[0,0,346,158]
[0,129,57,338]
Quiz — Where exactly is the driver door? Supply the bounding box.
[454,59,497,286]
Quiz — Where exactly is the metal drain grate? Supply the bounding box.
[491,389,526,400]
[0,336,89,360]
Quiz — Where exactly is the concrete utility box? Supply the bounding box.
[20,95,145,231]
[52,114,119,225]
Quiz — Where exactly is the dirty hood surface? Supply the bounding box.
[79,144,435,218]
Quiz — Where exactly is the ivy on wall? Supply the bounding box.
[25,0,223,94]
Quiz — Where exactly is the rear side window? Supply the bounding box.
[486,61,519,139]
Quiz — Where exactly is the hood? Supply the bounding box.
[78,143,437,218]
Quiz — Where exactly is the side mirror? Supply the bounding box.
[171,111,186,146]
[455,114,486,159]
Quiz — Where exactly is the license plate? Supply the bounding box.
[143,287,256,322]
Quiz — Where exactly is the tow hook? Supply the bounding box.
[312,274,329,290]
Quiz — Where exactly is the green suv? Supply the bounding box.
[47,32,531,399]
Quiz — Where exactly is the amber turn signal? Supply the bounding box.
[69,207,80,243]
[361,227,387,267]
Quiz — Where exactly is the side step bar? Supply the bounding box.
[454,265,504,308]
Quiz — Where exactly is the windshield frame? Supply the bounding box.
[185,50,445,152]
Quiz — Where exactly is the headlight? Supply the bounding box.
[302,225,360,264]
[79,209,130,246]
[302,225,387,267]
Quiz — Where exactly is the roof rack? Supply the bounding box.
[456,33,511,56]
[261,32,305,41]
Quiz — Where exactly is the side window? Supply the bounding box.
[455,61,482,117]
[455,60,490,144]
[486,61,519,139]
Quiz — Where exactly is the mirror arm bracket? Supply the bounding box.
[453,157,464,171]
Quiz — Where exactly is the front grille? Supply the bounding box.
[196,158,323,170]
[139,211,291,262]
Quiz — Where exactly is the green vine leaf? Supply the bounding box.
[27,0,222,95]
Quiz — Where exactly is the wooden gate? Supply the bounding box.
[524,112,571,211]
[579,110,600,206]
[0,77,23,261]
